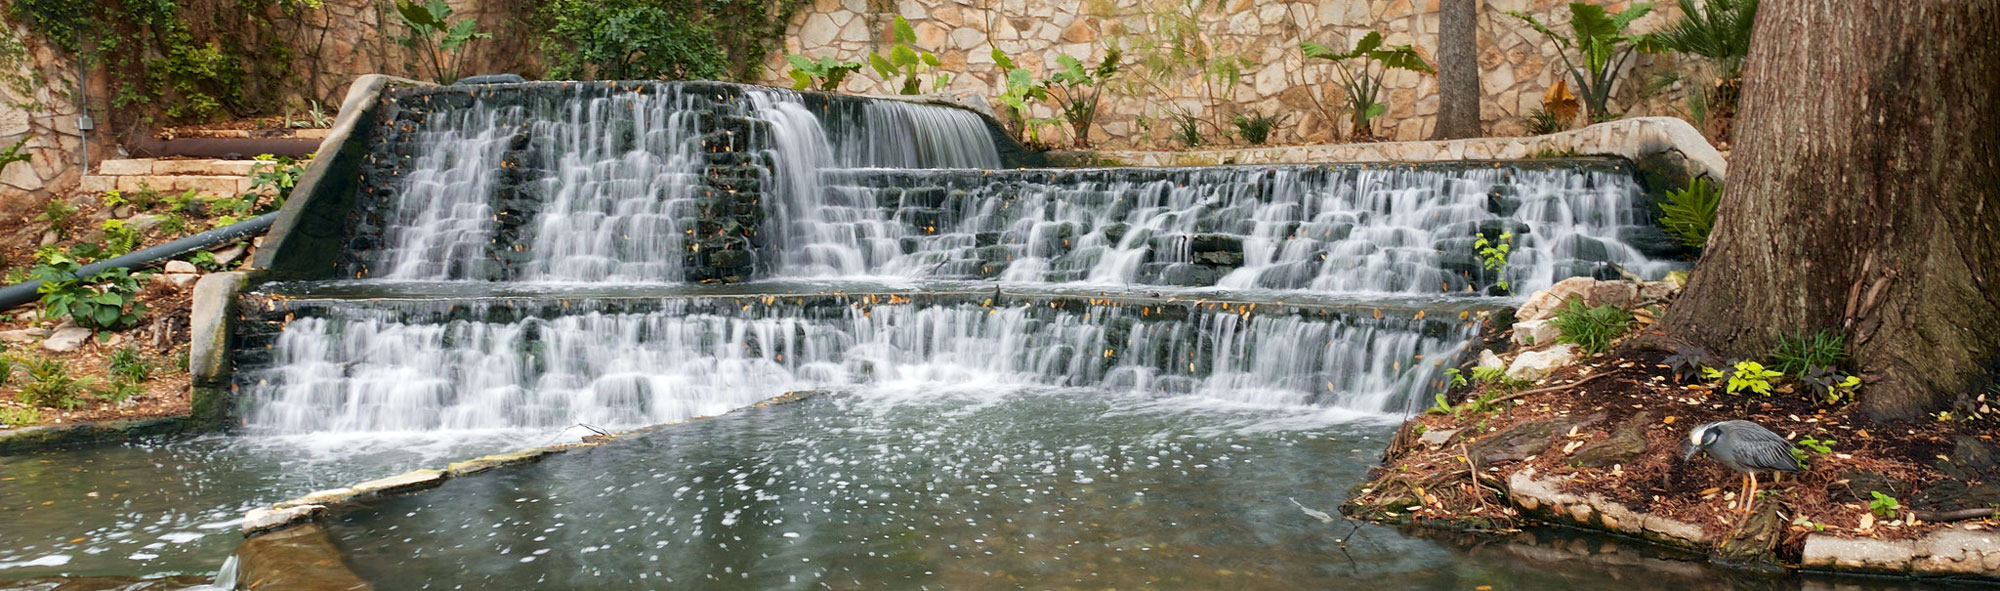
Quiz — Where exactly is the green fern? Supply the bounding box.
[1659,177,1721,248]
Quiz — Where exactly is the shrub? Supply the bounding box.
[391,0,492,84]
[539,0,727,81]
[1044,49,1121,147]
[1301,31,1433,138]
[37,198,76,238]
[248,153,308,207]
[18,356,84,409]
[101,219,142,257]
[1770,329,1845,376]
[1549,297,1633,354]
[989,50,1054,145]
[1659,177,1721,249]
[1525,108,1572,135]
[1171,113,1204,147]
[1708,360,1782,396]
[31,252,149,330]
[1508,2,1661,121]
[1232,112,1282,145]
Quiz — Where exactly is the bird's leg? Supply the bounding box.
[1747,472,1761,509]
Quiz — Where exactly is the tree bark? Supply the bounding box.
[1430,0,1481,139]
[1658,1,2000,420]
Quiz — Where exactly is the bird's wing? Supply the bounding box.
[1718,420,1803,472]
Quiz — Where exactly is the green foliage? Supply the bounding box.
[1507,2,1661,121]
[1549,298,1633,354]
[1045,49,1122,147]
[1644,0,1756,139]
[867,16,951,95]
[190,250,230,272]
[538,0,728,81]
[1659,177,1721,248]
[108,346,154,383]
[1800,366,1860,404]
[11,0,288,123]
[1231,112,1281,145]
[0,136,30,178]
[18,356,84,410]
[1170,113,1204,147]
[1474,231,1513,293]
[95,379,145,405]
[36,198,76,238]
[990,50,1055,145]
[785,55,863,91]
[1,405,40,427]
[1709,360,1782,396]
[30,253,149,331]
[1664,345,1722,383]
[1301,31,1434,138]
[1121,0,1254,141]
[0,356,11,387]
[1525,108,1572,135]
[392,0,491,84]
[1770,329,1846,376]
[100,219,142,257]
[1868,491,1901,519]
[1791,435,1834,466]
[248,153,308,206]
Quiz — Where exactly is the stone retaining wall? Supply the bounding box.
[763,0,1687,148]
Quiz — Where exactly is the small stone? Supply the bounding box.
[1477,349,1505,370]
[168,273,200,288]
[126,213,163,235]
[42,326,93,352]
[1512,319,1561,347]
[0,328,49,343]
[1507,344,1579,382]
[164,260,198,274]
[242,504,323,535]
[1417,428,1458,447]
[212,244,248,266]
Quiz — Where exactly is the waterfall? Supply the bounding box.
[239,299,1468,432]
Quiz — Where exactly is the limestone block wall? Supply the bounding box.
[0,20,84,214]
[762,0,1686,148]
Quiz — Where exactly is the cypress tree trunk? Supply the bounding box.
[1430,0,1481,139]
[1658,0,2000,420]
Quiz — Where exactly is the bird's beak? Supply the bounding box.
[1680,441,1698,461]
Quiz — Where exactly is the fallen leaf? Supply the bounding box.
[1663,416,1677,424]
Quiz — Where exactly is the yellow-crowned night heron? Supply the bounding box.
[1682,420,1802,510]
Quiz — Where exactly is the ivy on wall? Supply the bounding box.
[6,0,315,124]
[533,0,806,82]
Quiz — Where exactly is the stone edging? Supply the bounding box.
[1505,466,2000,580]
[1069,117,1726,182]
[0,416,195,455]
[239,390,825,537]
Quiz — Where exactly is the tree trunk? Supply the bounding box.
[1658,1,2000,420]
[1430,0,1481,139]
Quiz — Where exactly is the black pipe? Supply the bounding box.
[0,212,279,310]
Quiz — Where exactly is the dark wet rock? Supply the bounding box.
[1573,414,1651,468]
[238,523,375,591]
[1618,226,1697,259]
[1716,498,1786,566]
[1467,413,1604,466]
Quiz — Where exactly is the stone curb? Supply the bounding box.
[0,416,194,455]
[1082,117,1727,183]
[239,390,830,537]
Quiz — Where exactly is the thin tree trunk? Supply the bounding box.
[1658,1,2000,420]
[1431,0,1480,139]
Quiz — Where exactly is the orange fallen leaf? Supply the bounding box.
[1663,416,1677,424]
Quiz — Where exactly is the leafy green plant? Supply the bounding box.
[1122,0,1254,140]
[1549,298,1634,354]
[1170,113,1204,147]
[0,355,13,386]
[1642,0,1756,138]
[0,405,39,427]
[108,346,154,383]
[1443,367,1469,389]
[95,379,145,405]
[1231,111,1282,145]
[990,50,1054,145]
[248,153,308,207]
[1868,491,1901,519]
[1800,366,1861,405]
[30,253,149,330]
[392,0,492,84]
[190,250,229,272]
[1300,31,1433,138]
[1474,231,1513,293]
[100,219,142,257]
[538,0,728,81]
[1659,177,1721,249]
[1525,108,1572,135]
[867,15,950,95]
[1507,2,1661,121]
[37,198,76,238]
[1791,435,1834,465]
[785,55,863,91]
[1770,329,1846,376]
[1044,49,1121,147]
[18,356,84,410]
[1664,345,1723,383]
[1707,360,1782,396]
[0,135,30,177]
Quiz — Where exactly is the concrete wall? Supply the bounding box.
[762,0,1686,148]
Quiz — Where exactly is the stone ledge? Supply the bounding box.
[0,416,194,455]
[1083,118,1726,183]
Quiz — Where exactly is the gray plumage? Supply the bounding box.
[1683,420,1802,475]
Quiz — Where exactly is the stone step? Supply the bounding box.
[96,158,261,177]
[80,174,254,198]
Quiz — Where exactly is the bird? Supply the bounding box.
[1682,420,1802,512]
